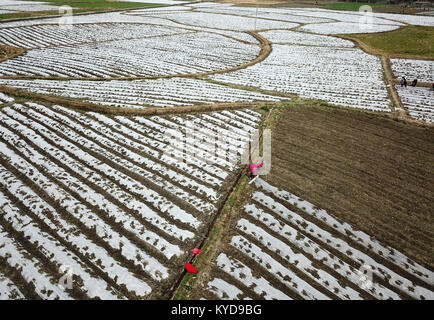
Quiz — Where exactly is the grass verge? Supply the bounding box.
[341,25,434,59]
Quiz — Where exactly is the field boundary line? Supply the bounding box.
[170,105,276,300]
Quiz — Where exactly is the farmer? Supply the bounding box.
[411,79,418,87]
[249,161,264,180]
[400,76,407,87]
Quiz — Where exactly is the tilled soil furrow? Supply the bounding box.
[239,207,377,300]
[0,150,158,299]
[275,121,434,188]
[218,250,301,300]
[111,115,228,180]
[249,198,414,299]
[235,230,339,300]
[254,188,433,297]
[83,112,219,193]
[0,256,40,300]
[1,106,195,245]
[37,104,213,218]
[10,104,200,231]
[273,139,434,218]
[0,127,178,267]
[202,266,262,300]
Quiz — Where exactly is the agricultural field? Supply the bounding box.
[189,101,434,301]
[0,1,433,301]
[0,97,264,299]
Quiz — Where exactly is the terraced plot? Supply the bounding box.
[0,78,281,108]
[0,100,264,299]
[0,31,259,78]
[211,44,391,111]
[396,86,434,123]
[198,179,433,300]
[0,23,186,49]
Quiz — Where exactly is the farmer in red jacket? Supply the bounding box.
[249,161,264,180]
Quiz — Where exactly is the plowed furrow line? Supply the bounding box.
[211,112,257,133]
[269,171,433,266]
[278,121,434,187]
[2,107,196,242]
[219,251,297,300]
[253,190,433,299]
[0,269,25,299]
[0,256,40,300]
[299,108,434,154]
[153,112,251,162]
[180,113,251,152]
[138,116,236,170]
[0,213,87,300]
[246,201,402,300]
[256,179,434,286]
[271,149,433,240]
[271,159,433,245]
[201,113,252,141]
[82,111,219,193]
[0,189,124,299]
[126,115,232,176]
[9,104,201,229]
[273,139,434,213]
[162,114,243,157]
[30,104,215,217]
[275,120,434,186]
[0,153,159,297]
[0,222,72,300]
[206,266,262,300]
[0,122,180,263]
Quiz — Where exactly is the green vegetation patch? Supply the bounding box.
[344,25,434,59]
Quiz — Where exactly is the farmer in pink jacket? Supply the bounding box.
[249,161,264,180]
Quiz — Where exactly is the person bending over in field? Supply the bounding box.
[411,79,418,87]
[249,161,264,180]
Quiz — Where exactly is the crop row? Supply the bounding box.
[211,44,391,111]
[0,101,263,299]
[0,32,259,78]
[201,179,434,300]
[0,23,185,50]
[396,86,434,123]
[0,78,280,108]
